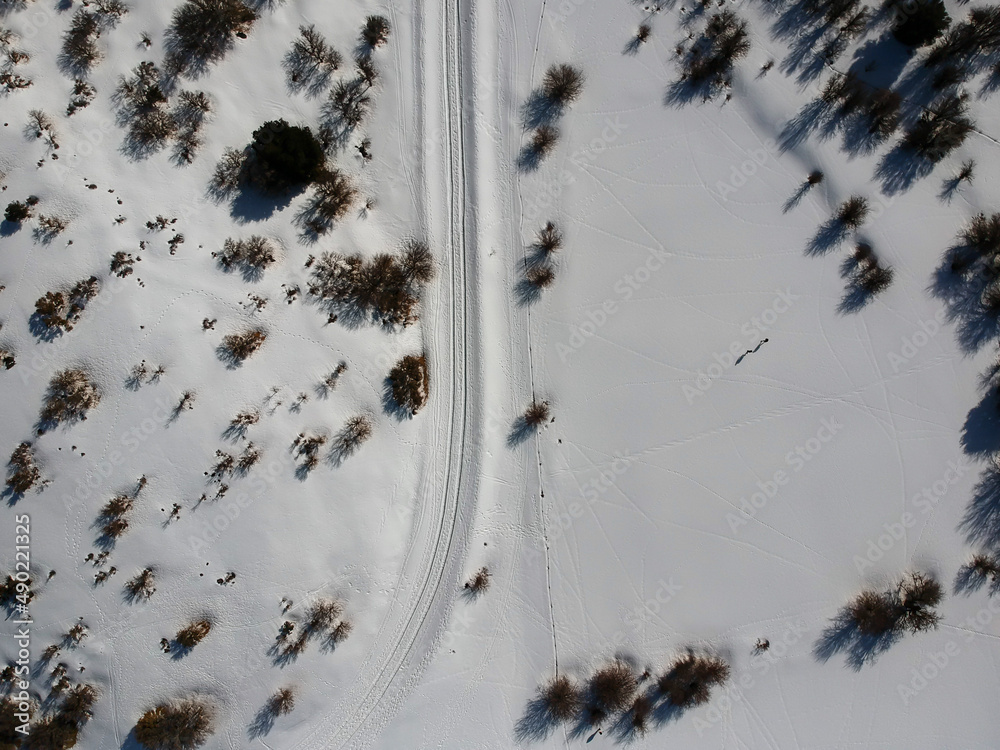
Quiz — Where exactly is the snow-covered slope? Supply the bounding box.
[1,0,998,747]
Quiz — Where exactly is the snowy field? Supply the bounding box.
[1,0,999,747]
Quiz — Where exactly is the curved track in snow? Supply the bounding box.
[293,0,482,747]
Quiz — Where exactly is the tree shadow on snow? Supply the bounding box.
[813,609,901,669]
[959,463,1000,551]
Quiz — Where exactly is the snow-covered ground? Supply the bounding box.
[1,0,999,747]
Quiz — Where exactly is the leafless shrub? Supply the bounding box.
[124,568,156,601]
[204,452,232,483]
[61,9,101,73]
[101,494,134,518]
[836,196,869,228]
[39,369,101,431]
[529,124,559,158]
[305,598,342,633]
[269,688,295,716]
[304,168,357,232]
[962,212,1000,257]
[67,79,97,116]
[658,652,730,707]
[361,15,390,48]
[220,329,267,362]
[897,571,943,634]
[60,683,98,726]
[326,79,372,131]
[848,589,899,635]
[542,63,584,105]
[111,251,137,278]
[630,694,652,734]
[524,400,550,426]
[329,620,352,644]
[286,25,341,90]
[134,698,216,750]
[535,222,562,254]
[857,263,894,295]
[589,660,636,712]
[525,265,556,289]
[6,442,41,494]
[682,10,750,96]
[100,516,129,540]
[26,109,53,139]
[165,0,258,77]
[464,566,491,593]
[236,443,262,472]
[214,235,276,277]
[901,93,973,162]
[36,214,68,239]
[175,619,212,648]
[66,623,87,645]
[210,147,248,197]
[540,674,581,722]
[970,552,1000,580]
[400,239,435,283]
[387,354,429,415]
[308,244,433,328]
[0,71,32,91]
[333,415,372,460]
[957,158,976,183]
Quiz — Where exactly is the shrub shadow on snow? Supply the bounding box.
[1,485,25,507]
[507,415,537,447]
[782,181,814,213]
[0,220,22,237]
[836,253,882,314]
[813,608,901,669]
[960,396,1000,457]
[778,99,830,153]
[520,90,565,130]
[874,144,935,196]
[381,376,414,421]
[248,703,278,739]
[805,218,849,256]
[953,558,1000,596]
[959,464,1000,550]
[928,249,1000,356]
[515,278,544,307]
[513,695,560,743]
[517,142,547,172]
[27,313,64,342]
[119,728,145,750]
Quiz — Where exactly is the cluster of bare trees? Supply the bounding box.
[679,10,751,99]
[307,240,434,328]
[38,369,101,433]
[522,64,584,167]
[115,61,214,159]
[32,278,100,336]
[213,235,277,278]
[273,597,353,662]
[0,25,32,91]
[5,442,43,495]
[135,697,216,749]
[164,0,257,78]
[529,652,729,737]
[219,329,267,364]
[60,0,129,74]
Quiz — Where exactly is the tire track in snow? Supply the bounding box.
[291,0,481,745]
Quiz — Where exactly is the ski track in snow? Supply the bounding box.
[292,0,481,745]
